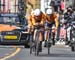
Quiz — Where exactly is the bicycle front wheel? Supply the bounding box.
[47,30,52,55]
[35,33,40,56]
[30,33,33,54]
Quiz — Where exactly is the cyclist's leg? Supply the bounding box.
[34,26,44,42]
[44,22,49,47]
[44,30,49,47]
[33,26,44,52]
[38,27,44,52]
[33,28,37,41]
[44,22,52,47]
[52,32,55,45]
[52,24,56,45]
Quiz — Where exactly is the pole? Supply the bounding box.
[41,0,45,13]
[3,0,5,13]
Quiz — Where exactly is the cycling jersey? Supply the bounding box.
[45,13,59,28]
[28,12,46,26]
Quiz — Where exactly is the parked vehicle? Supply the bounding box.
[0,0,30,48]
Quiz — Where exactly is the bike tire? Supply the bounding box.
[30,40,33,54]
[47,39,50,55]
[30,33,33,54]
[47,30,52,55]
[35,32,40,56]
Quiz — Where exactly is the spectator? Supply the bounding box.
[64,7,73,24]
[60,0,65,14]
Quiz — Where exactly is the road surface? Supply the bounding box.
[0,45,75,60]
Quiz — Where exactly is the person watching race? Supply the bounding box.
[28,9,46,52]
[44,8,59,47]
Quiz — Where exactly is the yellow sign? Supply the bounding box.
[4,35,17,39]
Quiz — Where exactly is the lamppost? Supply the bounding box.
[41,0,45,13]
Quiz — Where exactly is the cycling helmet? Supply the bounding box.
[34,9,41,16]
[46,9,53,14]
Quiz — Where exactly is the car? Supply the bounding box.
[0,13,30,48]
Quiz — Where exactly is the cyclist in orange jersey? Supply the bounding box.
[44,8,59,47]
[28,9,46,51]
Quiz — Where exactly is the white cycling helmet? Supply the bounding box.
[46,9,53,14]
[34,9,41,16]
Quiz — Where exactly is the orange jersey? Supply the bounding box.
[28,12,46,26]
[45,13,59,28]
[28,15,33,26]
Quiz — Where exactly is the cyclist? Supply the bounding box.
[44,8,59,47]
[28,9,46,52]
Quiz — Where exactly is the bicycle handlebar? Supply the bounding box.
[34,27,52,32]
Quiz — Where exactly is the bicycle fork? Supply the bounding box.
[47,29,52,55]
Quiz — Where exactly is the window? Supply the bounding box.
[35,0,40,9]
[0,16,20,25]
[0,0,19,13]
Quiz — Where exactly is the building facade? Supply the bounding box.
[65,0,75,8]
[0,0,19,13]
[26,0,41,16]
